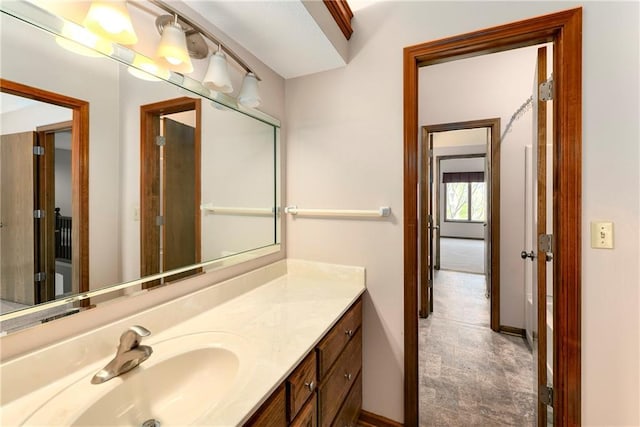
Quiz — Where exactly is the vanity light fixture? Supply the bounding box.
[83,1,138,45]
[238,72,261,108]
[203,47,234,94]
[155,14,193,73]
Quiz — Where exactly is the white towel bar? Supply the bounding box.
[284,206,391,218]
[200,205,276,216]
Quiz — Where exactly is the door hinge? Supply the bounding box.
[155,136,166,146]
[34,272,46,282]
[155,215,164,226]
[540,385,554,407]
[33,209,45,219]
[538,234,553,253]
[539,77,554,101]
[33,146,45,156]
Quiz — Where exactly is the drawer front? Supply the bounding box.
[291,394,317,427]
[331,372,362,427]
[318,329,362,427]
[287,351,317,422]
[317,299,362,379]
[244,385,287,427]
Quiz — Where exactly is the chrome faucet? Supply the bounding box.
[91,325,153,384]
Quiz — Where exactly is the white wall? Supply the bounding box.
[54,148,72,215]
[285,2,639,424]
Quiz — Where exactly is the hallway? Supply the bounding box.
[419,270,535,426]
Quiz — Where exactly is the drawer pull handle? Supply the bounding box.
[344,372,352,381]
[345,329,354,337]
[304,380,315,391]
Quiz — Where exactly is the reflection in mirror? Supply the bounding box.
[0,4,281,334]
[0,95,75,306]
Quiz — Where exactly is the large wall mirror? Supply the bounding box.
[0,2,281,334]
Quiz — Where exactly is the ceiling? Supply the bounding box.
[184,1,349,79]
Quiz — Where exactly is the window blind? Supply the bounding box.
[442,171,485,183]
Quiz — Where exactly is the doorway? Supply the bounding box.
[419,119,500,332]
[0,79,89,308]
[403,8,582,426]
[140,97,202,287]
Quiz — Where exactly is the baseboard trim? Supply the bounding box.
[499,325,526,337]
[359,410,403,427]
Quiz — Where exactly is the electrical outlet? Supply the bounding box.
[590,221,613,249]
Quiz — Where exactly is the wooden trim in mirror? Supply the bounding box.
[0,78,90,304]
[403,8,582,426]
[140,97,202,289]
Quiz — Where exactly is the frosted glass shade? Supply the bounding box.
[56,22,113,57]
[238,73,261,108]
[128,55,170,82]
[203,51,233,94]
[155,22,193,74]
[83,1,137,45]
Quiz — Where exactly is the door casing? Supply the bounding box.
[0,79,89,301]
[140,97,202,288]
[421,120,500,331]
[403,8,582,426]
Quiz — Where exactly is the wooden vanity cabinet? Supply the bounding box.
[244,384,287,427]
[317,328,361,427]
[243,298,362,427]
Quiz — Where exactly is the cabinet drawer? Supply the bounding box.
[287,351,317,422]
[244,385,287,427]
[317,298,362,379]
[331,372,361,427]
[291,393,317,427]
[318,329,362,427]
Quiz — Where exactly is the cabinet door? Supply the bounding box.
[318,329,362,427]
[331,372,362,427]
[291,394,317,427]
[244,385,287,427]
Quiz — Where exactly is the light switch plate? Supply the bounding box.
[591,221,613,249]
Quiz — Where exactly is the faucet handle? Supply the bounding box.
[129,325,151,337]
[117,325,151,354]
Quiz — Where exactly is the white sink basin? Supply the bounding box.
[22,332,255,426]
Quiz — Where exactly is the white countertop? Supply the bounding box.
[0,259,366,426]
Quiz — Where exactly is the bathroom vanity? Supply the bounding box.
[245,298,362,427]
[0,260,365,426]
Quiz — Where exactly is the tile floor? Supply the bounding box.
[419,270,536,426]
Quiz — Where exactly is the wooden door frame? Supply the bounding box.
[0,78,89,299]
[140,97,201,288]
[403,8,582,426]
[422,120,500,332]
[36,120,73,303]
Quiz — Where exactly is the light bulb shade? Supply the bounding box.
[155,22,193,74]
[83,1,137,45]
[203,51,233,94]
[128,55,170,81]
[56,22,114,57]
[238,72,261,108]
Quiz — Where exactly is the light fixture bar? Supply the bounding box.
[130,0,261,81]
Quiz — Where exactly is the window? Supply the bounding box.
[444,172,486,222]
